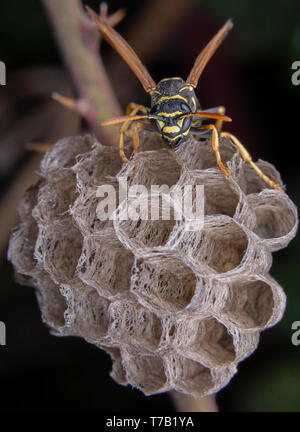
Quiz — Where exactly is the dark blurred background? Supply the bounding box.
[0,0,300,412]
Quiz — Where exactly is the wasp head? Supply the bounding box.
[149,77,198,148]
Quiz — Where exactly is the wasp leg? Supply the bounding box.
[125,102,148,116]
[195,106,226,131]
[132,121,152,155]
[220,132,283,192]
[196,124,231,177]
[202,106,226,131]
[132,121,155,175]
[119,129,128,163]
[119,103,149,162]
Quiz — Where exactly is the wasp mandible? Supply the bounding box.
[86,6,282,192]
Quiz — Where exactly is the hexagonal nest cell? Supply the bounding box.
[77,229,134,297]
[115,195,177,252]
[131,255,196,314]
[107,299,163,354]
[34,219,83,284]
[222,275,285,330]
[170,216,250,275]
[173,317,236,368]
[165,354,216,397]
[122,352,168,395]
[8,132,297,399]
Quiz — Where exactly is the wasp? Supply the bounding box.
[86,6,282,192]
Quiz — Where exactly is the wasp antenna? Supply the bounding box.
[180,112,232,122]
[102,113,159,126]
[187,19,233,88]
[85,6,156,93]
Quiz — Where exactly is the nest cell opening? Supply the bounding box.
[179,170,240,218]
[175,318,236,367]
[118,148,182,190]
[131,256,196,313]
[17,182,40,220]
[34,272,67,329]
[36,222,83,284]
[167,354,214,397]
[204,222,248,273]
[115,194,178,251]
[33,170,77,224]
[8,222,38,276]
[8,184,40,275]
[250,191,298,240]
[133,128,167,154]
[176,218,249,274]
[240,160,283,195]
[73,144,122,188]
[40,135,93,174]
[72,183,120,235]
[124,354,167,395]
[77,230,134,297]
[224,278,275,329]
[65,282,111,341]
[108,301,162,352]
[176,136,237,172]
[204,178,240,218]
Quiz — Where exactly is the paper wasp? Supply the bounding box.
[86,6,283,192]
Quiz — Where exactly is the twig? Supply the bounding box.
[43,0,122,145]
[170,391,219,412]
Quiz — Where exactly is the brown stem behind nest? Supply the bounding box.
[170,391,219,412]
[43,0,122,145]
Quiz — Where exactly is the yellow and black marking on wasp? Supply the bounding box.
[86,5,283,192]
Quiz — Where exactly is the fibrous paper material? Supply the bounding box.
[8,131,298,398]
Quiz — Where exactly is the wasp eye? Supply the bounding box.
[180,103,190,113]
[151,104,161,114]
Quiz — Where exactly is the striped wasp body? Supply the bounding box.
[84,6,283,192]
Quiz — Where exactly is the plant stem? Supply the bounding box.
[170,391,219,412]
[43,0,122,145]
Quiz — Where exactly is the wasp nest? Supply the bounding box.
[8,131,298,398]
